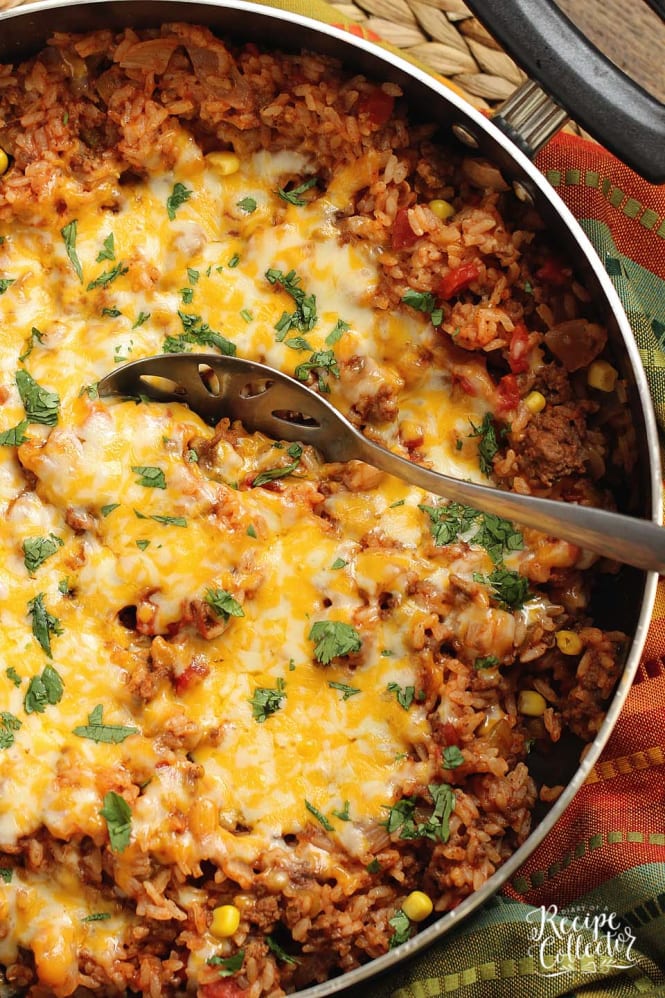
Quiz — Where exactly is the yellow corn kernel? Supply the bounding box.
[517,690,547,717]
[206,151,240,175]
[210,904,241,938]
[587,360,617,392]
[0,149,8,176]
[428,198,455,220]
[556,629,583,656]
[524,390,546,414]
[402,891,433,922]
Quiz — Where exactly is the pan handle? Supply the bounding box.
[463,0,665,184]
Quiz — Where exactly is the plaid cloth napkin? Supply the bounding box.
[254,2,665,996]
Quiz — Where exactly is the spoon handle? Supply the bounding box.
[351,435,664,574]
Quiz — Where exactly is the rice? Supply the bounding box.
[0,21,631,998]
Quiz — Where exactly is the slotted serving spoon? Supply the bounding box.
[98,353,665,574]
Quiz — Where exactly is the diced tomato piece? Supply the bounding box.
[496,373,520,413]
[440,722,461,747]
[508,323,530,374]
[174,659,209,694]
[357,88,395,126]
[438,261,480,299]
[391,207,418,250]
[535,256,571,285]
[199,981,248,998]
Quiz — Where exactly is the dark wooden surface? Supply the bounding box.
[556,0,665,103]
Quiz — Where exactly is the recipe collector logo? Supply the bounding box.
[525,903,637,976]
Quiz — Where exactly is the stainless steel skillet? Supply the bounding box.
[0,2,661,994]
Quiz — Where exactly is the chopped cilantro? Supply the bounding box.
[332,800,351,821]
[468,411,499,477]
[163,311,236,357]
[22,534,64,574]
[328,680,360,700]
[284,335,312,351]
[401,288,443,326]
[474,567,530,609]
[102,307,122,318]
[240,308,253,323]
[180,287,194,304]
[252,442,303,487]
[81,912,112,922]
[246,524,257,538]
[277,176,318,206]
[418,502,522,562]
[73,704,138,744]
[366,859,381,874]
[132,311,150,329]
[0,868,13,883]
[132,465,166,489]
[24,664,64,714]
[388,909,411,948]
[6,667,21,687]
[265,267,317,334]
[136,539,150,550]
[325,318,349,346]
[266,936,299,965]
[442,745,464,769]
[0,712,21,750]
[61,220,83,282]
[187,268,199,284]
[330,558,347,570]
[16,369,60,426]
[205,588,244,621]
[96,233,115,263]
[166,182,192,220]
[237,196,257,213]
[294,349,339,393]
[0,279,14,295]
[304,799,334,831]
[207,951,245,976]
[249,677,286,722]
[27,594,63,657]
[101,503,120,517]
[86,261,128,291]
[474,654,500,670]
[99,791,132,853]
[309,620,362,665]
[228,253,240,268]
[383,784,455,843]
[113,341,133,363]
[18,326,44,362]
[151,514,187,526]
[0,421,29,446]
[387,682,415,710]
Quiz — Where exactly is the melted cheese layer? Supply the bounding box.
[0,145,492,984]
